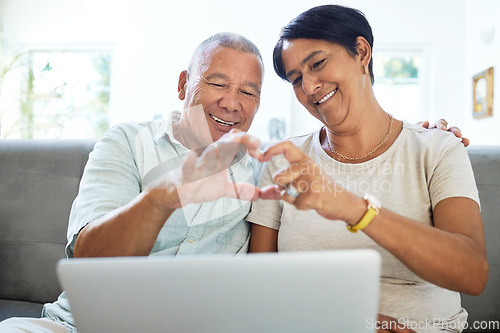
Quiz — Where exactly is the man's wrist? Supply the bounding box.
[143,186,180,216]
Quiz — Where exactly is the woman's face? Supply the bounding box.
[281,38,364,127]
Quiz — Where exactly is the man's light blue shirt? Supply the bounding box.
[42,111,257,331]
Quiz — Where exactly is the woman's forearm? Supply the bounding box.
[362,198,488,295]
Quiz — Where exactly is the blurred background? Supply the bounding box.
[0,0,498,144]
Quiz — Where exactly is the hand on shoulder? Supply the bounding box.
[417,119,469,147]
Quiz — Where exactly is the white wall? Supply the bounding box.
[464,0,500,145]
[1,0,496,143]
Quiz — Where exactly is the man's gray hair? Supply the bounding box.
[187,32,264,75]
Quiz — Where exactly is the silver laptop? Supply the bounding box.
[57,250,380,333]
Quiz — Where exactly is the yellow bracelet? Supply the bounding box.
[347,194,381,233]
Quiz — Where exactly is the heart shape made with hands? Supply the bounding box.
[146,131,265,207]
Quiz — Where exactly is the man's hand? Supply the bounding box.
[148,130,262,209]
[417,119,470,147]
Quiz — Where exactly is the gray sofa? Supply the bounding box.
[0,139,499,331]
[0,139,96,320]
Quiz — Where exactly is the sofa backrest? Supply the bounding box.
[461,145,500,327]
[0,139,96,304]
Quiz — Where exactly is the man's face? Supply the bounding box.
[183,46,263,142]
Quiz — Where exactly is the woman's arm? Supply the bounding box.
[362,196,488,295]
[249,224,279,252]
[257,140,488,295]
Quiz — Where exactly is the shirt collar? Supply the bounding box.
[155,110,182,145]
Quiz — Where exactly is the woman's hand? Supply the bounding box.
[258,140,364,224]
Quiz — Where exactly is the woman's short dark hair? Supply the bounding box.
[273,5,374,85]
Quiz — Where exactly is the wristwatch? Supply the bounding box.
[346,193,381,233]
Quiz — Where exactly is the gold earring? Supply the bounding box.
[363,65,369,75]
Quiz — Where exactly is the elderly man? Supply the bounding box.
[0,32,266,333]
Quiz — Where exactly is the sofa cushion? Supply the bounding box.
[0,139,95,304]
[0,299,43,321]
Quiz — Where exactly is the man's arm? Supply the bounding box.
[70,124,181,258]
[73,129,262,258]
[74,188,177,257]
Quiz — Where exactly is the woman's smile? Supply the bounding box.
[316,88,338,105]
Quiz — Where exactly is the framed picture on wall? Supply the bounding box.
[472,67,494,119]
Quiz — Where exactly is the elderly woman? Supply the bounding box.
[248,5,488,333]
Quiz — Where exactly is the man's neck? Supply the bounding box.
[172,106,213,151]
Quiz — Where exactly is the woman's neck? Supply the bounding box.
[323,105,402,163]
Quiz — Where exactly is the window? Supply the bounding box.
[373,47,428,123]
[0,50,111,139]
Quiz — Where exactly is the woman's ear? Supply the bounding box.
[355,36,372,68]
[178,70,188,100]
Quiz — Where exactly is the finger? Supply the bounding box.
[237,132,261,150]
[216,141,251,165]
[196,142,242,177]
[220,130,261,150]
[218,135,262,160]
[259,184,282,200]
[247,147,264,160]
[461,137,470,147]
[272,161,310,187]
[447,126,463,138]
[447,126,470,147]
[417,120,429,129]
[194,149,222,178]
[283,181,323,211]
[280,185,299,204]
[434,118,448,130]
[261,140,309,164]
[213,143,237,169]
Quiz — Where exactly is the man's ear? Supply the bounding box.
[178,70,188,100]
[355,36,371,68]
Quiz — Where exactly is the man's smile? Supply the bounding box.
[209,114,239,126]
